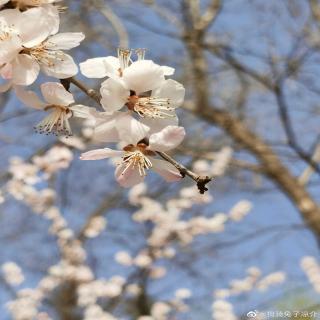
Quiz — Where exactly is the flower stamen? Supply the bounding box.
[117,48,132,73]
[22,44,65,68]
[34,105,73,137]
[127,95,175,119]
[121,149,152,177]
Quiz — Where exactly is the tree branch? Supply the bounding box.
[157,151,212,194]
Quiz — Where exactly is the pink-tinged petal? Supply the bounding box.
[0,81,11,92]
[45,32,85,50]
[0,63,13,79]
[140,112,178,134]
[40,53,78,79]
[0,34,22,65]
[152,79,185,107]
[15,86,46,109]
[122,60,165,93]
[100,78,129,112]
[161,66,175,76]
[80,56,120,79]
[115,162,145,188]
[148,126,185,152]
[116,113,150,145]
[41,82,74,106]
[19,7,53,47]
[11,54,40,86]
[80,148,124,160]
[151,158,182,182]
[0,8,21,25]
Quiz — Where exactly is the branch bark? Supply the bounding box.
[182,8,320,239]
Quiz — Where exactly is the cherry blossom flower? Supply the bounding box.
[0,7,83,88]
[16,82,92,136]
[80,48,174,81]
[80,49,184,130]
[80,123,185,187]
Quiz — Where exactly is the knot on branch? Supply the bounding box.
[196,176,212,194]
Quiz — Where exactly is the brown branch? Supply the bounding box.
[64,77,101,104]
[157,151,212,194]
[182,15,320,240]
[64,77,212,194]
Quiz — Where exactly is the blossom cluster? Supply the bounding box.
[0,1,191,189]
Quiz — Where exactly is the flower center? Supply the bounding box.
[126,95,175,119]
[21,44,64,67]
[121,143,155,176]
[34,105,73,137]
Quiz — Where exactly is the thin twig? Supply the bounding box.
[63,77,101,105]
[63,77,212,193]
[157,151,212,194]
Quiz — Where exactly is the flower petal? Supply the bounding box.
[161,66,175,76]
[80,56,120,79]
[115,162,145,188]
[152,79,185,107]
[116,113,150,145]
[45,32,85,50]
[0,34,22,65]
[42,4,60,35]
[69,104,93,118]
[151,158,182,182]
[122,60,165,93]
[41,82,74,106]
[100,78,129,112]
[40,53,78,79]
[0,63,13,79]
[15,86,46,109]
[80,148,124,160]
[92,112,122,143]
[19,7,53,48]
[11,54,40,86]
[140,113,178,135]
[148,126,185,152]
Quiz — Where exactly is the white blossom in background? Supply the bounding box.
[126,284,141,296]
[301,256,320,293]
[175,288,192,299]
[212,299,237,320]
[229,200,252,221]
[32,145,73,175]
[83,216,107,238]
[214,267,286,298]
[16,82,92,136]
[1,262,24,286]
[114,251,133,266]
[150,266,167,279]
[256,271,286,292]
[9,157,39,185]
[84,305,118,320]
[151,301,171,320]
[7,289,42,320]
[192,147,233,178]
